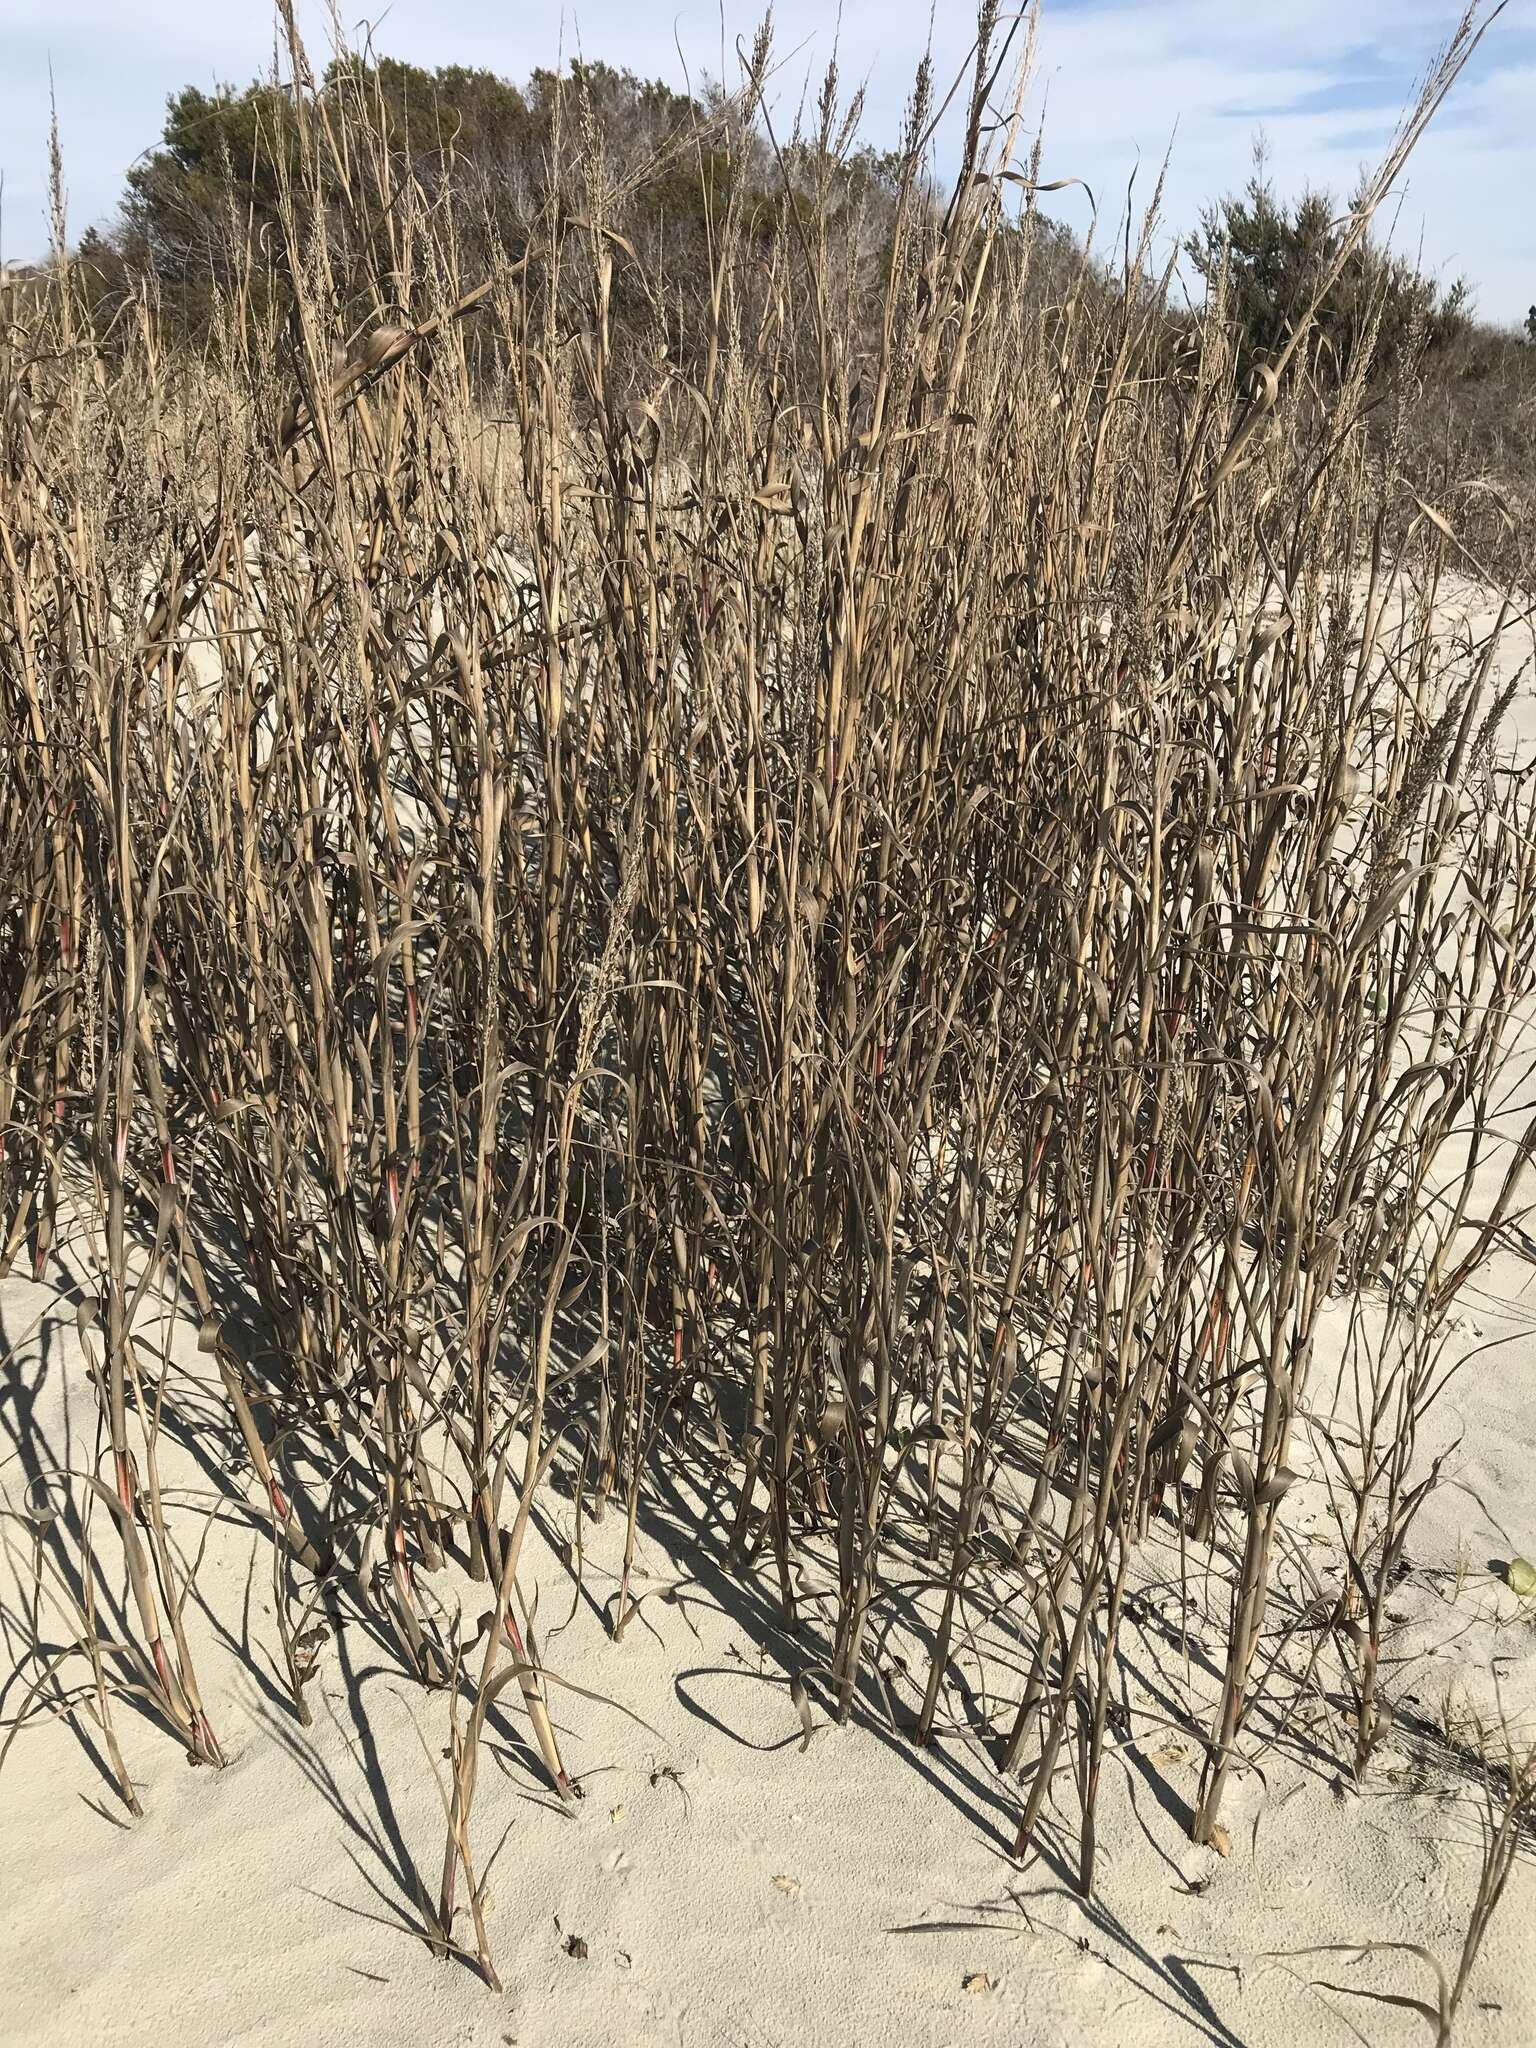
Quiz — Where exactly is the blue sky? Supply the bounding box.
[3,2,1533,326]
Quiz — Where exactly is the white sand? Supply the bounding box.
[6,577,1536,2047]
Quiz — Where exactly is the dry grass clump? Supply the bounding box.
[2,1,1532,1997]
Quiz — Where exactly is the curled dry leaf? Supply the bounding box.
[818,1400,847,1441]
[790,1672,816,1753]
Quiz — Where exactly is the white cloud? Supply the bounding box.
[1,2,1530,323]
[1015,4,1536,323]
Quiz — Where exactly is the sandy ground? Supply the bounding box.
[6,575,1536,2048]
[6,1256,1536,2048]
